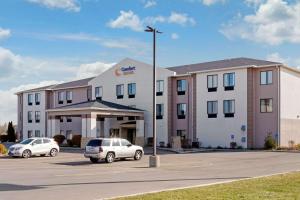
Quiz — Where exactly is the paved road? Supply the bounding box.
[1,151,300,200]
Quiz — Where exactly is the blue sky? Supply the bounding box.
[0,0,300,123]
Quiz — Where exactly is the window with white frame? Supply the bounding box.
[28,94,33,106]
[177,103,187,119]
[156,104,164,119]
[207,101,218,118]
[95,86,103,100]
[128,83,136,98]
[35,111,40,123]
[116,84,124,99]
[58,91,64,104]
[223,100,235,117]
[35,93,41,105]
[223,73,235,91]
[177,80,187,95]
[28,111,33,123]
[207,75,218,92]
[260,98,273,113]
[66,91,72,103]
[156,80,164,96]
[260,71,273,85]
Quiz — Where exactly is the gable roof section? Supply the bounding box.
[52,77,95,90]
[167,57,282,74]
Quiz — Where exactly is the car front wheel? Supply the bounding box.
[90,157,99,163]
[105,152,115,163]
[134,150,142,160]
[22,150,31,158]
[49,148,58,157]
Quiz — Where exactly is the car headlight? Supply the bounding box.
[15,147,22,151]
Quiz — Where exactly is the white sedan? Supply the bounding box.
[8,137,60,158]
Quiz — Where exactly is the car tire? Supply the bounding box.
[22,150,31,158]
[49,148,58,157]
[134,150,142,160]
[90,158,99,163]
[105,152,115,163]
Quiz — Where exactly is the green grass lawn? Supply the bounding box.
[118,172,300,200]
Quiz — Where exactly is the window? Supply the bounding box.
[116,84,124,99]
[223,100,235,118]
[177,103,187,119]
[28,130,33,138]
[156,80,164,96]
[117,117,123,121]
[260,99,273,113]
[121,139,131,146]
[102,139,111,146]
[66,116,72,122]
[60,117,63,123]
[128,116,135,121]
[33,139,42,145]
[28,111,33,123]
[35,130,41,137]
[128,83,136,98]
[110,129,120,137]
[95,86,103,100]
[207,75,218,92]
[260,71,273,85]
[177,130,187,140]
[43,139,51,143]
[223,73,235,91]
[112,139,120,146]
[66,130,72,140]
[60,130,64,135]
[35,93,41,105]
[177,80,187,95]
[35,111,40,123]
[207,101,218,118]
[28,94,33,106]
[156,104,164,119]
[58,92,64,104]
[66,91,72,103]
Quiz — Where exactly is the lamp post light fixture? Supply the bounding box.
[145,26,162,168]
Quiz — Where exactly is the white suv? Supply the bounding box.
[8,137,60,158]
[84,138,144,163]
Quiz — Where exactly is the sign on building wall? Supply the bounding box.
[115,66,136,76]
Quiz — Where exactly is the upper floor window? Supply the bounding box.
[66,91,72,104]
[207,101,218,118]
[116,84,124,99]
[260,71,273,85]
[95,86,103,100]
[35,93,41,105]
[66,116,72,123]
[28,111,33,123]
[58,92,64,104]
[223,100,235,118]
[207,75,218,92]
[177,103,187,119]
[128,83,136,98]
[28,94,33,106]
[35,130,41,137]
[223,73,235,91]
[260,98,273,113]
[35,111,40,123]
[156,80,164,96]
[177,79,187,95]
[156,104,164,119]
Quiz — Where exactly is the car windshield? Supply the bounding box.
[20,139,35,145]
[87,140,102,147]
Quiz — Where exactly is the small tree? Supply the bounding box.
[7,122,16,142]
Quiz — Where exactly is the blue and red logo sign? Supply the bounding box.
[115,66,136,76]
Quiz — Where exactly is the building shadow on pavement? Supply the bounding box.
[0,184,44,191]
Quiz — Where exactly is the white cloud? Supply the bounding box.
[171,33,179,40]
[0,28,11,40]
[26,0,80,12]
[0,47,21,80]
[144,0,157,8]
[221,0,300,45]
[244,0,265,7]
[266,52,287,63]
[76,61,115,79]
[168,12,196,26]
[107,10,144,32]
[201,0,225,6]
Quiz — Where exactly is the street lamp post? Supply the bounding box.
[145,26,162,168]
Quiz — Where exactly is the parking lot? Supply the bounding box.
[1,150,300,200]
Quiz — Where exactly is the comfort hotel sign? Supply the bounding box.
[115,66,136,76]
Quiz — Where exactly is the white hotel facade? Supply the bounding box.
[16,58,300,148]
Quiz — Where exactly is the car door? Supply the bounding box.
[42,139,52,154]
[120,139,135,157]
[31,139,43,155]
[111,139,122,158]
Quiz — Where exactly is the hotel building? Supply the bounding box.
[16,57,300,148]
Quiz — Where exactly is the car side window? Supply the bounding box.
[112,139,120,146]
[43,139,51,144]
[121,139,131,146]
[102,139,111,146]
[33,139,42,145]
